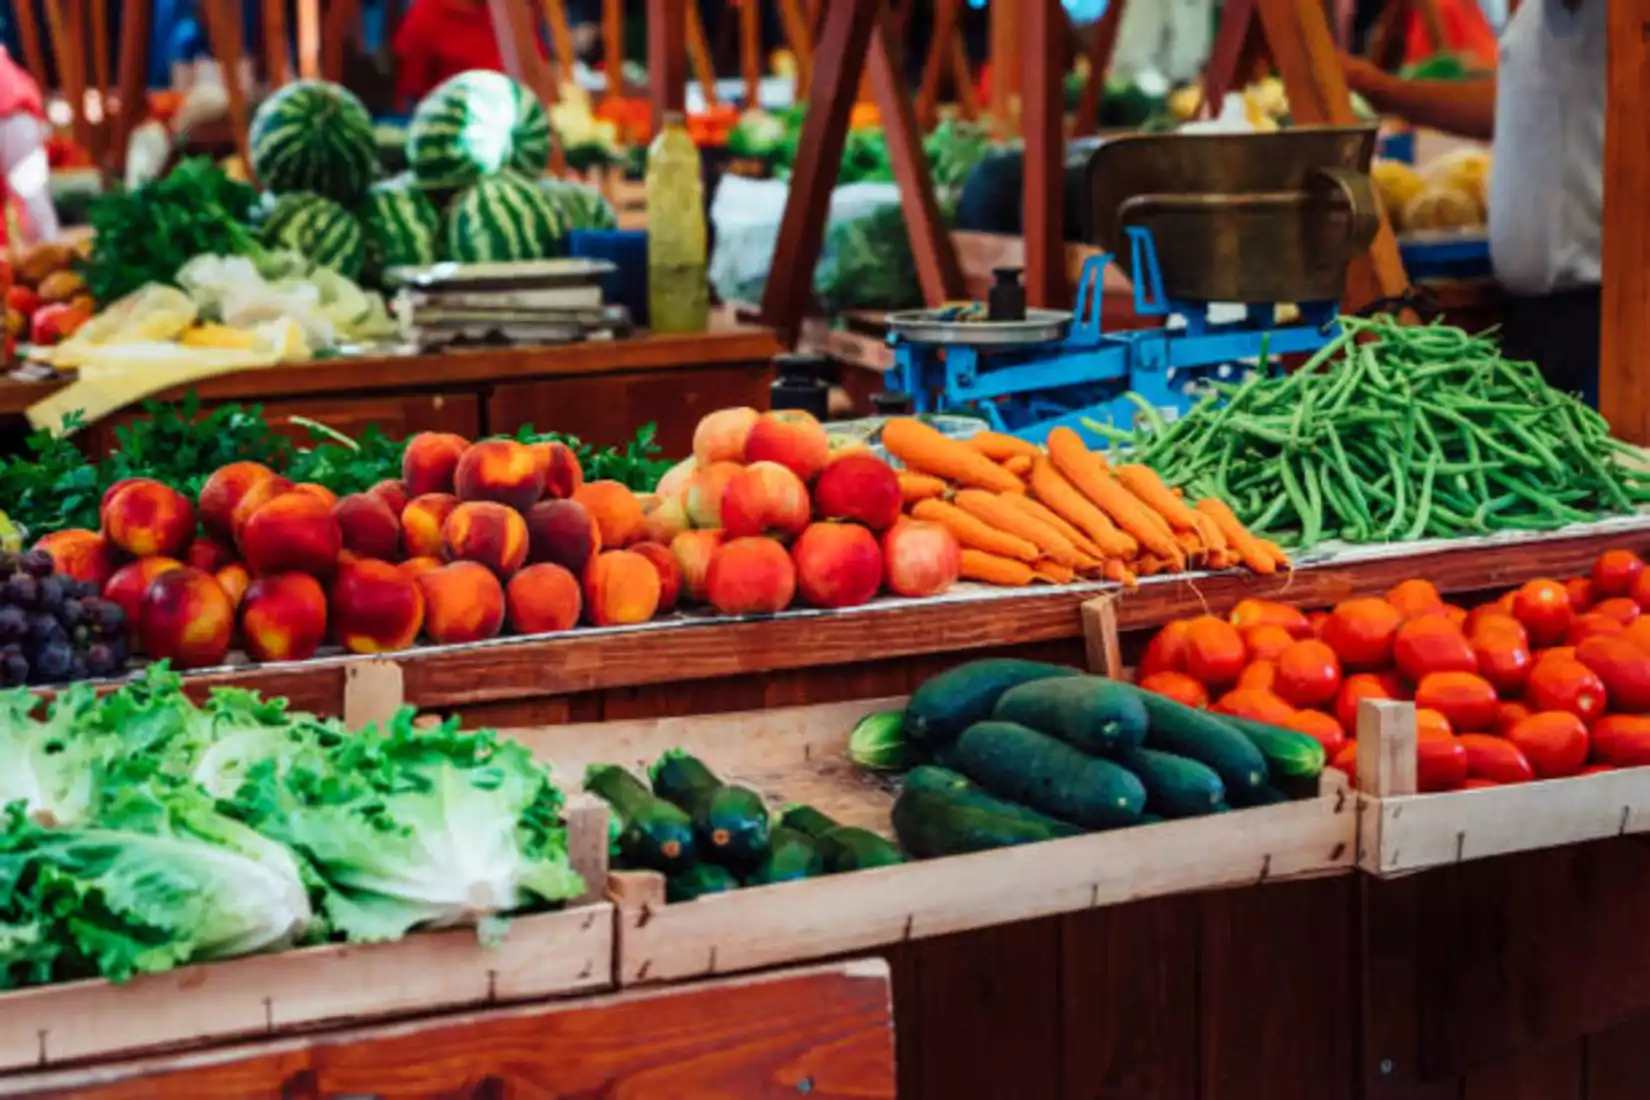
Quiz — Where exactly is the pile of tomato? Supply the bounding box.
[1134,548,1650,793]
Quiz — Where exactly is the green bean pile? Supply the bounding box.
[1096,316,1650,552]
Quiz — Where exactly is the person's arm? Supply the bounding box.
[0,115,57,244]
[1342,55,1497,141]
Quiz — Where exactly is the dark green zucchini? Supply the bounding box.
[649,749,771,867]
[892,786,1071,858]
[902,765,1085,834]
[667,862,740,902]
[1116,747,1227,818]
[992,675,1150,755]
[745,826,824,885]
[1136,692,1270,797]
[778,804,838,838]
[1231,784,1293,807]
[904,659,1080,746]
[950,720,1146,829]
[584,763,697,873]
[817,826,905,871]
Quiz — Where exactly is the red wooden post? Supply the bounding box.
[1022,0,1065,306]
[649,0,688,132]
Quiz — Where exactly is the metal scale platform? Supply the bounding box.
[886,126,1383,446]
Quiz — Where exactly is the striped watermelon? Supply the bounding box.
[538,178,619,231]
[261,193,366,278]
[442,172,566,263]
[249,80,378,204]
[408,71,552,189]
[359,176,441,273]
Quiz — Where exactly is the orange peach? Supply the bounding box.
[240,572,328,662]
[240,492,342,577]
[401,493,459,559]
[572,480,644,547]
[532,440,585,500]
[334,493,402,561]
[526,499,600,575]
[184,537,236,574]
[636,493,690,545]
[670,529,725,603]
[100,477,154,528]
[744,409,830,483]
[443,501,529,577]
[104,556,185,634]
[655,456,697,501]
[416,561,506,645]
[230,475,295,543]
[629,541,682,613]
[693,406,760,467]
[882,519,961,598]
[398,556,444,580]
[792,522,884,608]
[137,566,233,669]
[506,563,582,634]
[367,479,411,518]
[104,480,196,559]
[401,431,470,497]
[721,461,810,541]
[455,438,545,512]
[198,462,277,539]
[813,453,902,531]
[214,562,251,609]
[683,460,744,529]
[705,537,796,616]
[583,549,662,626]
[289,482,338,509]
[32,529,115,587]
[330,558,425,654]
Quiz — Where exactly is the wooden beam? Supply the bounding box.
[603,0,624,100]
[740,0,761,107]
[989,0,1022,135]
[89,0,111,110]
[262,0,292,87]
[542,0,577,84]
[295,0,321,79]
[916,0,960,128]
[113,0,151,174]
[776,0,814,100]
[648,0,688,132]
[491,0,556,117]
[1601,0,1650,441]
[1022,0,1064,306]
[1203,0,1259,116]
[949,31,979,120]
[759,0,883,345]
[868,10,965,306]
[42,0,92,153]
[1074,0,1127,135]
[320,0,358,84]
[685,3,719,109]
[199,0,254,172]
[11,0,48,95]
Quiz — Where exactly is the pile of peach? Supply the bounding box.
[1134,549,1650,793]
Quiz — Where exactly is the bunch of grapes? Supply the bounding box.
[0,550,129,686]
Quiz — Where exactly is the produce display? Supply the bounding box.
[1132,548,1650,792]
[1097,317,1650,553]
[0,666,584,990]
[1373,149,1492,235]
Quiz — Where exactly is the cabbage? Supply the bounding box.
[0,684,106,827]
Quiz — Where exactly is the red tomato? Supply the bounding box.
[1243,624,1296,663]
[1307,610,1330,638]
[1566,613,1625,646]
[1416,707,1455,740]
[1526,658,1608,722]
[1417,738,1469,792]
[1506,711,1590,778]
[1137,671,1209,710]
[1386,579,1445,619]
[1283,708,1348,756]
[1512,579,1575,647]
[1393,616,1478,681]
[1632,569,1650,612]
[1495,591,1520,615]
[1139,621,1192,677]
[1455,733,1536,784]
[1466,608,1528,645]
[1472,630,1533,693]
[1463,778,1502,789]
[1443,605,1468,627]
[1592,597,1642,626]
[1274,639,1343,708]
[1594,549,1646,598]
[1330,741,1359,782]
[1576,636,1650,712]
[1623,617,1650,654]
[1413,671,1498,732]
[1182,616,1246,689]
[1213,688,1296,725]
[1580,764,1616,775]
[1236,660,1279,691]
[1565,577,1595,613]
[1589,715,1650,768]
[1495,700,1533,735]
[1229,598,1312,637]
[1321,598,1404,671]
[1535,646,1578,670]
[1336,672,1403,734]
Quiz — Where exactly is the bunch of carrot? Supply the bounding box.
[879,419,1290,588]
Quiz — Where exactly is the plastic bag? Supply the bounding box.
[65,284,199,347]
[176,253,339,348]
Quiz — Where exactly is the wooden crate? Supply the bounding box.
[1355,698,1650,876]
[0,800,614,1075]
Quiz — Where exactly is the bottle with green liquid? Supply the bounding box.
[645,111,709,333]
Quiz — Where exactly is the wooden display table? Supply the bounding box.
[0,327,783,459]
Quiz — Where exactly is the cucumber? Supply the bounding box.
[746,827,824,885]
[904,659,1080,745]
[648,749,721,814]
[903,765,1085,835]
[1136,692,1270,797]
[584,763,697,873]
[649,750,771,867]
[1216,714,1329,781]
[1116,747,1227,818]
[817,825,905,871]
[950,721,1146,829]
[992,675,1150,755]
[667,862,740,902]
[778,803,838,838]
[892,786,1071,857]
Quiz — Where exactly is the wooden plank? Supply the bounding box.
[776,0,814,98]
[1585,1014,1650,1100]
[10,0,48,97]
[740,0,761,107]
[602,0,624,100]
[1074,0,1126,135]
[112,0,151,173]
[490,0,556,111]
[1081,594,1122,677]
[916,0,959,127]
[295,0,320,79]
[989,0,1021,135]
[684,2,718,109]
[341,658,403,729]
[1022,0,1066,307]
[1602,0,1650,443]
[647,0,687,130]
[261,0,292,88]
[1357,698,1418,798]
[542,0,576,84]
[1460,1039,1582,1100]
[198,0,256,172]
[318,0,356,84]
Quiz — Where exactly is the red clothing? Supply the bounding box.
[393,0,543,109]
[1405,0,1499,69]
[0,48,44,250]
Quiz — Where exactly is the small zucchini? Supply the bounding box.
[778,803,839,838]
[650,749,771,868]
[817,826,905,871]
[584,763,697,874]
[746,827,824,885]
[667,862,740,902]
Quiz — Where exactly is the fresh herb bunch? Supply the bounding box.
[284,418,409,496]
[518,421,672,492]
[81,158,263,305]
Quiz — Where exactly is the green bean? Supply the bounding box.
[1405,453,1439,542]
[1278,458,1313,542]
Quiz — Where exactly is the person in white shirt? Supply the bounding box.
[1342,0,1603,405]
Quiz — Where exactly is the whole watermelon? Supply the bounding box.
[443,172,565,263]
[359,175,441,273]
[249,80,379,204]
[538,177,619,231]
[261,192,366,278]
[408,71,553,189]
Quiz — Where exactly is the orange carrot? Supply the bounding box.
[1194,498,1278,575]
[1003,454,1034,476]
[1028,459,1139,560]
[1103,559,1138,587]
[999,492,1111,561]
[1114,465,1204,533]
[1258,538,1292,570]
[912,499,1039,562]
[952,489,1084,567]
[882,418,1026,494]
[1046,428,1183,566]
[958,549,1036,586]
[1174,529,1206,561]
[1031,559,1076,584]
[968,430,1042,462]
[898,471,948,504]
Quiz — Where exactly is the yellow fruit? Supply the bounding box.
[180,323,260,350]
